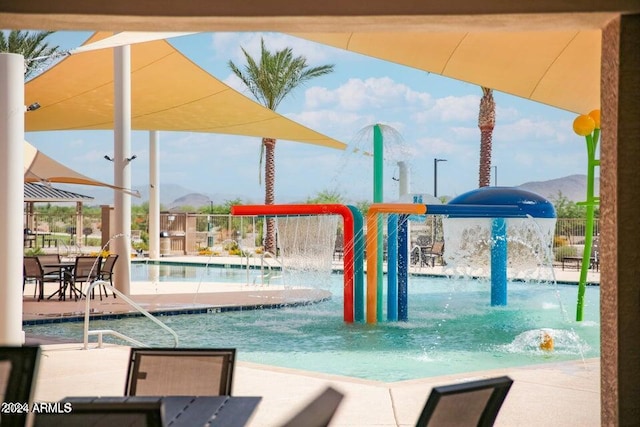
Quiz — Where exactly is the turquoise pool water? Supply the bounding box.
[25,264,600,382]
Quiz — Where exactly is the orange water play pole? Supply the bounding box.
[231,204,356,322]
[366,203,426,323]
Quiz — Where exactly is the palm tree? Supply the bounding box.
[0,30,59,79]
[478,86,496,187]
[229,38,334,254]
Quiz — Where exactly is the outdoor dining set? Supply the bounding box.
[22,254,119,301]
[1,344,513,426]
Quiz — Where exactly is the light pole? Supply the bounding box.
[492,165,498,186]
[434,158,447,197]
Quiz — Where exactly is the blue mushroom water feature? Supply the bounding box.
[443,187,556,306]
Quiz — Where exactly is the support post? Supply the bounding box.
[113,45,132,295]
[0,53,25,345]
[148,130,160,259]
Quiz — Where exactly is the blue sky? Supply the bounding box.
[25,31,593,204]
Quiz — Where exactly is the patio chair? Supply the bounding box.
[414,235,433,266]
[333,232,344,261]
[278,386,344,427]
[65,256,102,301]
[97,254,118,300]
[415,376,513,427]
[37,253,62,276]
[0,346,41,427]
[125,348,236,396]
[24,256,61,300]
[34,399,164,427]
[423,241,445,267]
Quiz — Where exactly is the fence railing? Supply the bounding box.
[25,212,599,261]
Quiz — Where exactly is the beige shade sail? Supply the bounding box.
[24,141,139,196]
[290,30,602,114]
[25,32,346,150]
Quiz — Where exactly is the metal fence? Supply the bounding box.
[25,212,599,261]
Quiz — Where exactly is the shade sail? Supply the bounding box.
[24,141,139,196]
[290,30,602,114]
[25,32,346,150]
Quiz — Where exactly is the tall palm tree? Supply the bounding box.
[478,86,496,187]
[229,38,334,254]
[0,30,59,79]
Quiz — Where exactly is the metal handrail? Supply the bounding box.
[83,280,179,350]
[258,251,283,286]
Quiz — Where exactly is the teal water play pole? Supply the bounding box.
[491,218,508,306]
[373,124,384,322]
[574,111,600,322]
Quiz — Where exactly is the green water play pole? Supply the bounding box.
[573,111,600,322]
[373,124,384,322]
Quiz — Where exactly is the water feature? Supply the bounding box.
[24,265,600,382]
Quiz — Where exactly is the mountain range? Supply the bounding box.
[55,174,598,208]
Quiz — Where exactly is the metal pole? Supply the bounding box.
[434,158,447,198]
[493,165,498,186]
[433,158,437,197]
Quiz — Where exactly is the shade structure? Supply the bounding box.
[25,32,346,150]
[24,140,138,196]
[291,27,604,114]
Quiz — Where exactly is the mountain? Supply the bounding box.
[54,183,258,208]
[516,174,599,202]
[54,174,596,208]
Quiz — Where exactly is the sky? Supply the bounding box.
[24,31,594,205]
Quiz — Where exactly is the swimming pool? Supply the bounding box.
[25,264,600,382]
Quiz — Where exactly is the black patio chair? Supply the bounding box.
[0,346,41,427]
[415,376,513,427]
[125,348,236,396]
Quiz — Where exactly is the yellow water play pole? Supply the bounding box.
[366,203,426,323]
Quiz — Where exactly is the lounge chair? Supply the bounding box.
[278,386,344,427]
[0,346,41,427]
[415,376,513,427]
[125,348,236,396]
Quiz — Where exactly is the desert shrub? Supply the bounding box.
[554,245,577,262]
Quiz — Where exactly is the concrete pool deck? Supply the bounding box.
[22,256,601,426]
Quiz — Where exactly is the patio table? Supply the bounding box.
[50,396,262,427]
[44,262,84,300]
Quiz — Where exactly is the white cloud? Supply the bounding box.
[211,32,338,67]
[305,77,431,111]
[494,118,575,145]
[414,95,479,123]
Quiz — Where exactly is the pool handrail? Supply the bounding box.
[83,280,179,350]
[259,251,282,286]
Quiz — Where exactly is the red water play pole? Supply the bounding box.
[231,204,355,322]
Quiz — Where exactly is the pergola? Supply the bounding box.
[23,182,94,248]
[1,2,639,424]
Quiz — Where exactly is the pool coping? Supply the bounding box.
[23,288,332,325]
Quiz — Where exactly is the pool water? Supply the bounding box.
[25,265,600,382]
